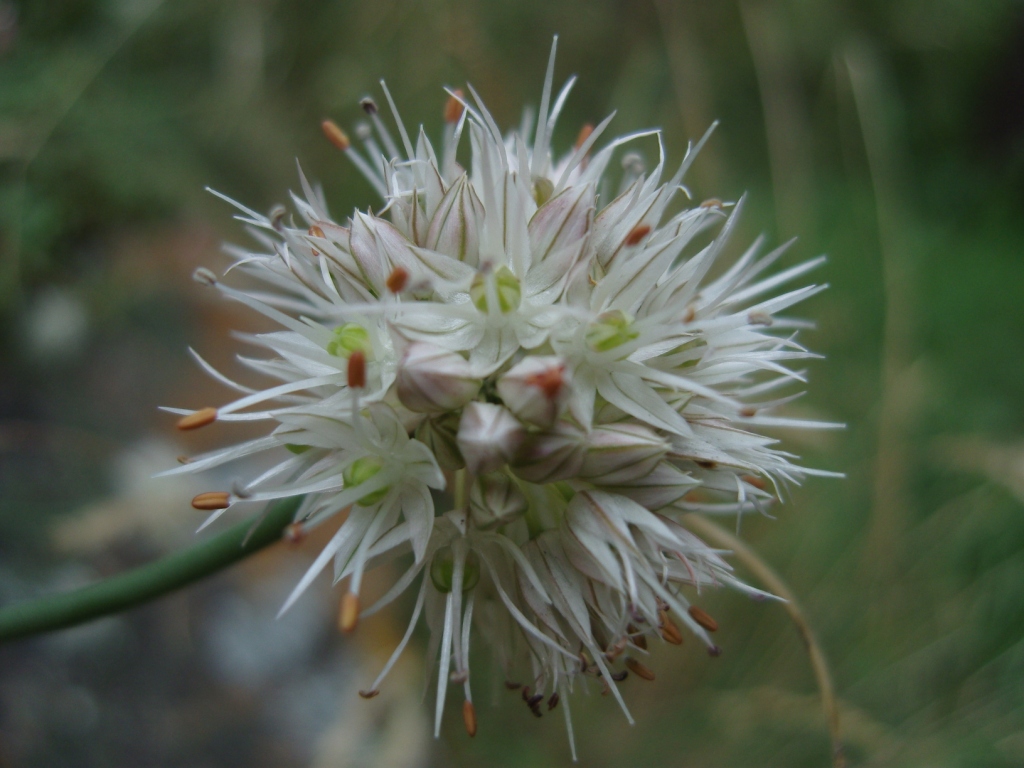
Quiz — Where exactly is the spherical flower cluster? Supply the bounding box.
[164,39,837,758]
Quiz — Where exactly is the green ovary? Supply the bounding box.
[343,456,389,506]
[470,266,521,313]
[327,323,372,359]
[585,309,639,352]
[430,546,481,593]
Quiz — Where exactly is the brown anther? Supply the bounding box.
[531,705,544,717]
[659,610,684,645]
[748,311,773,326]
[339,592,360,633]
[176,455,191,465]
[526,693,544,708]
[177,407,217,431]
[321,119,351,151]
[574,123,595,151]
[605,636,628,661]
[699,198,724,209]
[708,645,722,657]
[682,306,696,324]
[741,474,768,490]
[504,681,523,691]
[739,406,757,418]
[624,223,651,246]
[358,689,380,699]
[462,700,477,737]
[547,692,560,710]
[624,657,655,681]
[284,522,305,543]
[386,266,409,294]
[610,669,628,682]
[347,349,366,389]
[688,605,718,632]
[695,460,717,470]
[308,225,325,239]
[360,97,378,115]
[521,685,531,701]
[526,363,565,400]
[627,623,649,650]
[191,491,230,511]
[444,89,465,124]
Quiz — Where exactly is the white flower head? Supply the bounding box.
[163,35,840,759]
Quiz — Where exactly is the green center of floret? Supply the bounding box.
[430,546,481,593]
[343,456,389,505]
[585,309,639,352]
[327,323,372,359]
[470,266,521,313]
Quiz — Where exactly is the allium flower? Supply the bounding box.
[163,37,839,759]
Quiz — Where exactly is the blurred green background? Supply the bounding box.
[2,0,1024,766]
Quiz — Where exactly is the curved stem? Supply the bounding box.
[682,513,845,768]
[0,497,302,643]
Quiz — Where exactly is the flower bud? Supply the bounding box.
[496,356,571,428]
[594,461,696,509]
[470,472,528,530]
[579,423,669,484]
[510,420,587,484]
[397,342,481,413]
[457,402,525,474]
[414,413,464,471]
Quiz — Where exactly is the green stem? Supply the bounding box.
[0,497,302,643]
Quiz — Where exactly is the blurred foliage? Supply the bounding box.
[3,0,1024,766]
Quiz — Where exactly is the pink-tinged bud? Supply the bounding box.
[579,423,669,484]
[397,343,481,413]
[510,420,586,484]
[496,356,570,428]
[425,174,484,266]
[457,402,525,475]
[469,472,528,529]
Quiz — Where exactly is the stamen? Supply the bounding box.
[708,645,722,657]
[176,455,191,465]
[658,610,684,645]
[445,89,465,124]
[308,225,325,238]
[321,119,351,151]
[547,692,560,710]
[748,311,773,326]
[625,224,651,246]
[699,198,724,209]
[191,491,230,510]
[270,205,287,232]
[347,349,366,389]
[462,700,477,737]
[504,681,523,690]
[284,522,305,543]
[624,657,655,681]
[574,123,594,151]
[339,591,360,633]
[610,670,628,682]
[358,689,380,699]
[386,266,409,294]
[360,97,378,115]
[177,407,218,430]
[682,306,696,323]
[192,267,218,286]
[739,406,758,418]
[688,605,718,632]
